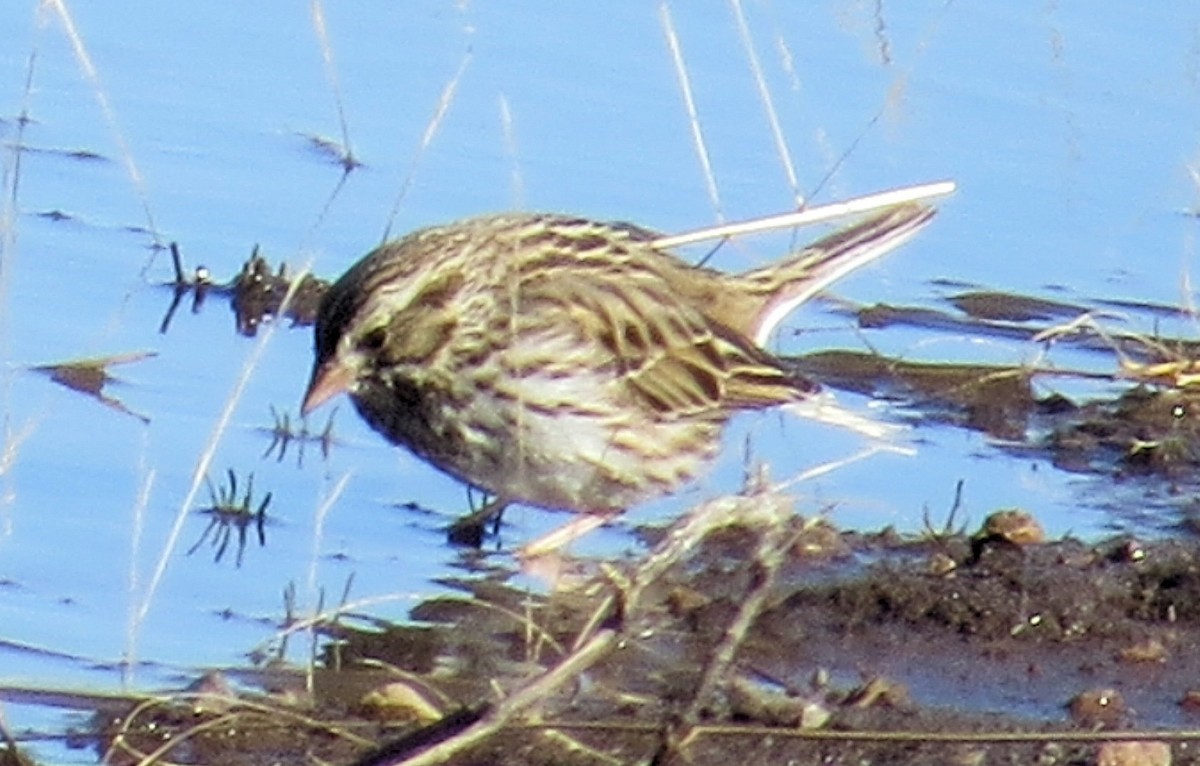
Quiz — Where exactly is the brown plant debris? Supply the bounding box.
[31,351,156,422]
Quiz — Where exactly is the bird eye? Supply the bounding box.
[359,327,387,351]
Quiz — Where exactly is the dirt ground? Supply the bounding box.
[20,491,1195,766]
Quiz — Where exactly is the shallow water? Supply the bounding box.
[2,2,1199,760]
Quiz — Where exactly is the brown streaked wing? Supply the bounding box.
[514,259,805,420]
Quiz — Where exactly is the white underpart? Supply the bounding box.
[492,328,697,506]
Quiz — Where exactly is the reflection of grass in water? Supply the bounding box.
[0,29,49,764]
[187,469,271,567]
[40,0,163,259]
[16,0,360,676]
[130,251,320,657]
[660,0,724,222]
[14,1,170,682]
[9,0,478,690]
[31,351,157,422]
[661,0,929,222]
[0,24,36,531]
[727,0,803,208]
[39,0,481,679]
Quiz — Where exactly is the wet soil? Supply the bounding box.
[5,503,1198,766]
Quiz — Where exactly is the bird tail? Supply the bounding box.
[741,202,937,346]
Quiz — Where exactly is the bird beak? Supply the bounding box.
[302,360,353,416]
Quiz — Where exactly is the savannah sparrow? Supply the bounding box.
[302,203,935,515]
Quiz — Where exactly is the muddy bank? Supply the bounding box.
[7,492,1198,765]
